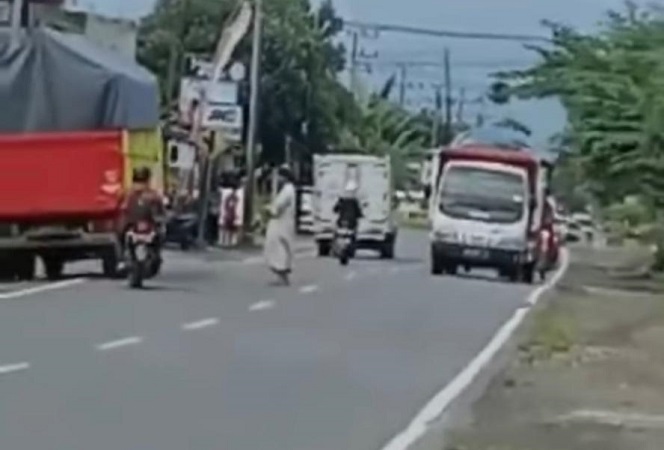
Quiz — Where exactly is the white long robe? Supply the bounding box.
[264,182,296,272]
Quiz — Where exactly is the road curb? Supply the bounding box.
[381,248,572,450]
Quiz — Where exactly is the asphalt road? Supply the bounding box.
[0,230,535,450]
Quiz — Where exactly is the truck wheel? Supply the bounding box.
[431,249,444,275]
[380,236,395,259]
[318,241,331,257]
[445,264,458,275]
[16,256,36,281]
[43,257,64,281]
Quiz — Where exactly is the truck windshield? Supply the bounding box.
[451,125,531,150]
[439,166,526,224]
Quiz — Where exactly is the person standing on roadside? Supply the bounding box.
[264,166,296,285]
[206,183,221,245]
[221,182,239,247]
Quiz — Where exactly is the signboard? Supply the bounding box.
[166,139,197,170]
[0,1,10,25]
[178,78,238,126]
[202,104,243,142]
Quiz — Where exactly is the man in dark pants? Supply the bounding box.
[119,167,165,268]
[333,181,363,250]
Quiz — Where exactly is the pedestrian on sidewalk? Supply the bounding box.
[206,184,221,245]
[221,181,239,247]
[264,165,296,285]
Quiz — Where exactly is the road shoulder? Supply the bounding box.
[444,245,664,450]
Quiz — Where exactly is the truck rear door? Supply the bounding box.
[313,158,346,228]
[358,159,391,231]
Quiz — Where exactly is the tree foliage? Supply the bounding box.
[495,3,664,207]
[138,0,359,164]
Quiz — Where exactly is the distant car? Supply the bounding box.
[571,212,595,242]
[565,219,582,242]
[553,213,568,243]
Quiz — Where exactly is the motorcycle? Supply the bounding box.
[333,221,356,266]
[165,211,198,250]
[125,220,161,288]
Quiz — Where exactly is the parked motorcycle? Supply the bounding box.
[125,220,161,288]
[165,211,198,250]
[333,221,355,266]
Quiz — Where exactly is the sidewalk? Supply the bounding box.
[446,244,664,450]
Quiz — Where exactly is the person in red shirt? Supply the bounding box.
[119,167,165,262]
[121,167,165,227]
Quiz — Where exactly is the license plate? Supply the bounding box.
[463,248,486,258]
[135,245,147,261]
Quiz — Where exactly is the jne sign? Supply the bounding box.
[202,103,243,142]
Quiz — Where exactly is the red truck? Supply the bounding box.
[0,131,125,280]
[427,142,550,283]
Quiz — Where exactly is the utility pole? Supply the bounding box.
[350,31,359,70]
[443,47,452,144]
[349,30,359,96]
[456,87,466,124]
[285,134,292,168]
[243,0,262,243]
[398,63,407,106]
[431,84,441,147]
[10,0,24,45]
[165,0,190,110]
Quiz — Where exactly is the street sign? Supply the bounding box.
[202,104,243,142]
[179,78,238,126]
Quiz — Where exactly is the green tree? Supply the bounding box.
[494,4,664,208]
[138,0,358,163]
[338,92,430,188]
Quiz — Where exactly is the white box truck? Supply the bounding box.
[313,154,397,258]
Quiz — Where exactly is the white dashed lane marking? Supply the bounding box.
[182,318,219,330]
[96,337,143,351]
[249,300,276,311]
[299,285,319,294]
[0,362,30,375]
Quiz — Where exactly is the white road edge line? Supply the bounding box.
[381,248,571,450]
[0,362,30,375]
[182,318,220,330]
[96,336,144,351]
[299,284,319,294]
[249,300,275,311]
[0,278,86,300]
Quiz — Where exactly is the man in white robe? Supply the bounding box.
[264,166,296,285]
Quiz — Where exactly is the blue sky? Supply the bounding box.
[66,0,643,147]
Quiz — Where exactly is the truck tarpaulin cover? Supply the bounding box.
[0,131,125,220]
[0,27,159,132]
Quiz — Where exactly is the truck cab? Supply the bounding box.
[429,145,543,283]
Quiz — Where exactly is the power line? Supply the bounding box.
[343,20,551,43]
[358,59,532,69]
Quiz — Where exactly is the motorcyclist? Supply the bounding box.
[333,181,363,233]
[120,167,165,265]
